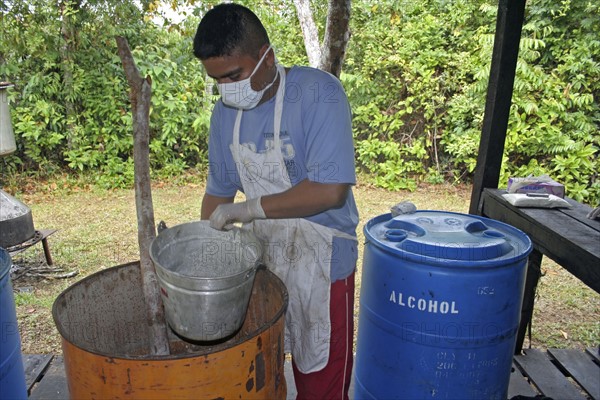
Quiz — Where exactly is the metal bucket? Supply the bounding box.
[0,248,28,399]
[52,262,288,399]
[150,221,263,341]
[355,211,532,400]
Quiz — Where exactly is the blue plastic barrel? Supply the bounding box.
[355,211,532,400]
[0,248,27,399]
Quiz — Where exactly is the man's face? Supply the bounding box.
[202,44,275,91]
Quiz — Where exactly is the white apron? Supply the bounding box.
[230,64,356,373]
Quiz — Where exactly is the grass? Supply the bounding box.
[7,178,599,354]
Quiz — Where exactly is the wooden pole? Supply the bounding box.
[469,0,527,215]
[115,36,170,356]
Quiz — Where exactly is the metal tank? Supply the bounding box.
[354,211,532,400]
[0,83,17,156]
[0,190,35,248]
[0,83,36,249]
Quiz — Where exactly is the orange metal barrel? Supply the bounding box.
[53,262,287,399]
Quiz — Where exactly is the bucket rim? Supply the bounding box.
[149,221,262,282]
[52,261,289,360]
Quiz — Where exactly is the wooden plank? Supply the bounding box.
[469,0,527,214]
[482,190,600,258]
[561,198,599,232]
[22,354,53,393]
[481,189,600,292]
[514,349,586,400]
[508,362,539,398]
[522,208,600,260]
[483,189,600,237]
[29,356,69,400]
[586,347,600,363]
[549,348,600,400]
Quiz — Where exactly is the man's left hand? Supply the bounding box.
[209,197,266,230]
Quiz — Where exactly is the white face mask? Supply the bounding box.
[217,45,277,110]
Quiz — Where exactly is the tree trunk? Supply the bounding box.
[115,36,170,356]
[318,0,351,78]
[59,0,77,149]
[0,50,5,82]
[293,0,321,68]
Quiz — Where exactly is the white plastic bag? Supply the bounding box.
[502,193,572,209]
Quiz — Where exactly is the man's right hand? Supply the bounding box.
[209,197,266,230]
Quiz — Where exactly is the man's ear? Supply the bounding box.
[263,44,275,68]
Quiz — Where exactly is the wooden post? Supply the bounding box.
[115,36,170,356]
[515,249,543,355]
[469,0,527,215]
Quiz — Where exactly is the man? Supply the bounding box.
[193,4,358,399]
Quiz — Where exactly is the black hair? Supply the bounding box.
[193,3,270,60]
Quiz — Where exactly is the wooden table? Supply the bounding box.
[24,349,600,399]
[478,188,600,352]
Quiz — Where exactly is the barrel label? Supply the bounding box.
[388,290,459,314]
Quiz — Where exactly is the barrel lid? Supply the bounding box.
[365,211,532,267]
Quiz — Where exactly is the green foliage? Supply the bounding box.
[345,0,493,192]
[1,0,209,188]
[355,135,423,191]
[442,0,600,204]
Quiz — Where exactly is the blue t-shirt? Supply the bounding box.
[206,66,359,281]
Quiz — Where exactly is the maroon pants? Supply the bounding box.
[292,272,355,400]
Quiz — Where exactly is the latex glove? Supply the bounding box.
[209,197,266,230]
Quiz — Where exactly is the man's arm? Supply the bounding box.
[207,179,350,230]
[201,193,235,220]
[261,179,350,219]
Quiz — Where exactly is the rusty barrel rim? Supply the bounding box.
[52,262,289,360]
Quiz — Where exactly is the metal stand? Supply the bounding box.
[7,229,57,265]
